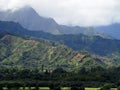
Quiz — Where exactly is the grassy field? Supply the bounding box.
[3,87,50,90]
[30,87,36,90]
[85,88,101,90]
[110,88,117,90]
[61,87,71,90]
[2,87,8,90]
[39,87,50,90]
[25,87,30,90]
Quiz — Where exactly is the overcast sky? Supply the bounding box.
[0,0,120,26]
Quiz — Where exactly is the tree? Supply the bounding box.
[101,83,112,90]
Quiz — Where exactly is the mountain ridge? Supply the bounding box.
[0,21,120,56]
[0,33,111,72]
[0,6,112,39]
[95,23,120,39]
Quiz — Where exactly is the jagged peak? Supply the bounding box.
[14,6,36,12]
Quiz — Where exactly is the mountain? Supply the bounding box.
[95,23,120,39]
[0,6,60,34]
[0,6,112,39]
[0,21,120,56]
[0,33,110,72]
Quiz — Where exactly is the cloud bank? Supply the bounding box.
[0,0,120,26]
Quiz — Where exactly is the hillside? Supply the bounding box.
[0,34,111,72]
[0,21,120,56]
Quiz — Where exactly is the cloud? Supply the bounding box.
[0,0,120,26]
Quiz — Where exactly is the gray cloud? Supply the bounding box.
[0,0,120,26]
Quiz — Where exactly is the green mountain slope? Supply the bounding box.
[0,34,111,72]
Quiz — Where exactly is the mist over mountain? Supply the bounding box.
[95,23,120,39]
[0,6,112,39]
[0,6,60,34]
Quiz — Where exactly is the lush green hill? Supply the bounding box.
[0,34,111,72]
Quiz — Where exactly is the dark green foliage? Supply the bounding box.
[52,68,67,74]
[71,86,85,90]
[101,83,112,90]
[117,86,120,90]
[0,66,119,87]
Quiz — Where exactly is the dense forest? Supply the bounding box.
[0,66,120,90]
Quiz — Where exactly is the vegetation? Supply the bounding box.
[110,88,117,90]
[0,21,120,56]
[61,87,71,90]
[85,88,101,90]
[0,66,119,89]
[0,34,110,72]
[0,21,120,89]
